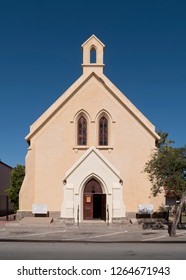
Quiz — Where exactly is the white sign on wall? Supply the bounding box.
[138,204,153,214]
[32,204,48,214]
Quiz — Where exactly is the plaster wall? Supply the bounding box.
[19,75,164,217]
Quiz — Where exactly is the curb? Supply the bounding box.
[0,238,186,243]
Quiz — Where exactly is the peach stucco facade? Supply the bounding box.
[18,35,164,223]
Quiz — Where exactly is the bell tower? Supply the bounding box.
[81,35,105,74]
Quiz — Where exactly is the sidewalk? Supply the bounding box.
[0,218,186,243]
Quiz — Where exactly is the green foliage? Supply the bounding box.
[144,132,186,198]
[145,131,186,237]
[7,164,25,211]
[155,130,174,149]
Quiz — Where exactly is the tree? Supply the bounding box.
[155,131,173,149]
[144,132,186,237]
[7,164,25,212]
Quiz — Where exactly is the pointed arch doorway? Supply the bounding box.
[83,178,106,221]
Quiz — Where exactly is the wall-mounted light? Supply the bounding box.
[119,179,123,185]
[63,179,67,185]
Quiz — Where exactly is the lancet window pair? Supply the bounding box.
[77,116,108,146]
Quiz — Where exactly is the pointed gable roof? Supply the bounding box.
[81,34,105,48]
[64,146,121,181]
[26,35,160,142]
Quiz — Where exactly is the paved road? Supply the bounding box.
[0,242,186,260]
[1,221,186,243]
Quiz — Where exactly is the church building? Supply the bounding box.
[18,35,164,223]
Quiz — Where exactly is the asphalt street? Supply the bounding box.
[0,241,186,260]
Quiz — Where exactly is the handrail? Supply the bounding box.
[77,205,79,226]
[107,204,109,226]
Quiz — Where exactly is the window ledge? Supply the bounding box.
[73,146,89,150]
[96,146,113,150]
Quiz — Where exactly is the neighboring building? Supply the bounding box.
[0,161,13,215]
[18,35,165,223]
[0,161,12,196]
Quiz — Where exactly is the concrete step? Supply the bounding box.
[20,217,53,225]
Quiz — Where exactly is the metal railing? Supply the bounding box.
[77,205,79,226]
[107,204,109,226]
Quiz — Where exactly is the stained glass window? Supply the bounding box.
[77,116,87,145]
[99,116,108,146]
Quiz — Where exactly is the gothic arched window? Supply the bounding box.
[99,116,108,146]
[77,116,87,145]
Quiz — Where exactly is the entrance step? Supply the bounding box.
[78,221,109,230]
[20,217,53,225]
[81,220,106,224]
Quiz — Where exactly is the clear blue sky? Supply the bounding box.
[0,0,186,167]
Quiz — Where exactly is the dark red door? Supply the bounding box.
[83,194,93,220]
[83,179,106,220]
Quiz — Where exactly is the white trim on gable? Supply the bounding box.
[61,146,125,223]
[26,72,160,142]
[64,146,121,181]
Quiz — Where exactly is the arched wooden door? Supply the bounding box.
[83,179,106,221]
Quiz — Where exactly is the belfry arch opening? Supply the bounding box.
[90,46,96,63]
[83,178,106,221]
